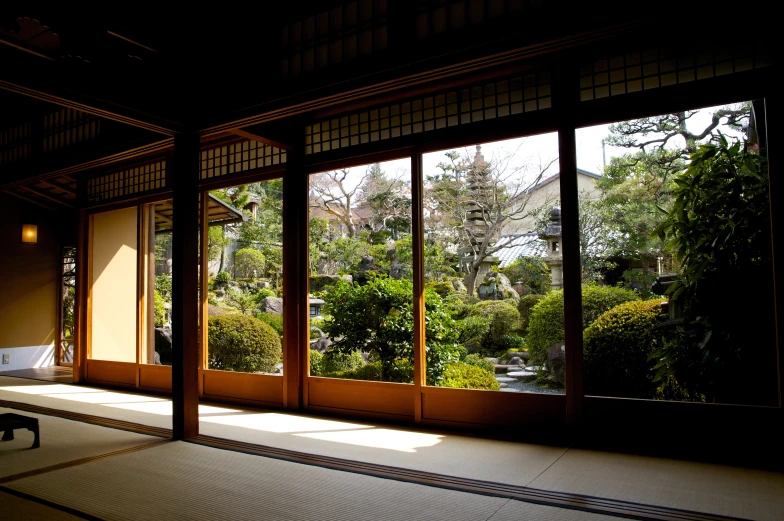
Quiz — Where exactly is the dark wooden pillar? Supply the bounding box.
[554,65,585,429]
[171,133,200,440]
[282,149,307,410]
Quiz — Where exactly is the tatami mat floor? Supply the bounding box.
[1,374,783,521]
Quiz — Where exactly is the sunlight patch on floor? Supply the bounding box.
[201,412,374,433]
[294,428,444,453]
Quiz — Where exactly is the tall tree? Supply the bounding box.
[426,146,557,295]
[310,168,367,238]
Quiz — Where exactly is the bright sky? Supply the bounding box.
[322,103,746,190]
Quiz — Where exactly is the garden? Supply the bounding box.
[152,102,776,405]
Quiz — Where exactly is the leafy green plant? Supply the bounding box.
[323,350,365,373]
[254,312,283,336]
[651,138,775,403]
[309,350,324,376]
[153,290,167,326]
[215,271,232,283]
[464,353,495,373]
[234,248,265,279]
[227,288,256,315]
[518,294,545,335]
[502,256,551,294]
[583,299,665,398]
[443,292,478,319]
[155,274,172,300]
[458,315,490,344]
[254,288,276,303]
[322,274,458,384]
[207,314,282,373]
[527,285,638,365]
[439,363,500,390]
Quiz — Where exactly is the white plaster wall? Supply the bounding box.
[0,344,55,371]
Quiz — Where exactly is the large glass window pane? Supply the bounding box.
[423,134,564,393]
[90,207,138,363]
[140,200,174,365]
[205,180,284,375]
[575,101,776,405]
[308,159,414,383]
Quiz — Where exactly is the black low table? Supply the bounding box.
[0,413,40,449]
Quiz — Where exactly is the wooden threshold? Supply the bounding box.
[0,398,752,521]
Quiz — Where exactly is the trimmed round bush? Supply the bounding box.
[518,294,545,335]
[468,300,521,349]
[527,285,638,365]
[583,298,665,398]
[323,350,365,373]
[215,271,231,283]
[208,314,282,373]
[439,362,500,390]
[234,248,265,279]
[309,350,324,376]
[329,359,413,383]
[464,353,495,373]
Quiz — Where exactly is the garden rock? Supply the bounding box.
[154,327,172,365]
[507,370,537,382]
[340,274,353,283]
[464,341,481,354]
[451,280,467,293]
[547,343,566,385]
[311,336,331,353]
[508,356,522,365]
[389,259,407,280]
[259,296,283,314]
[486,357,499,364]
[476,271,519,301]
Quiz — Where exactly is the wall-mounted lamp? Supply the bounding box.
[21,224,38,244]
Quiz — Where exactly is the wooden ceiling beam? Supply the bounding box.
[155,212,173,225]
[39,179,77,197]
[229,128,292,150]
[19,185,75,208]
[2,189,56,211]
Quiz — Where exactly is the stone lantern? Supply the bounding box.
[539,207,563,291]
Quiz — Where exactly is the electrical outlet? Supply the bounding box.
[1,354,9,364]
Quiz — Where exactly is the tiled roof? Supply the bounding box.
[493,234,547,268]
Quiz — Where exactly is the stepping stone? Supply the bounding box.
[507,370,538,382]
[495,377,517,384]
[495,364,520,374]
[505,365,524,373]
[499,382,508,388]
[500,387,521,392]
[525,365,542,372]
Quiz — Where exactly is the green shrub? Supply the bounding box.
[153,290,167,326]
[496,334,525,351]
[323,350,365,373]
[426,280,454,298]
[254,312,283,336]
[455,345,468,362]
[501,256,551,295]
[583,299,665,398]
[464,353,495,373]
[215,271,231,283]
[309,350,324,376]
[254,288,276,302]
[329,359,413,382]
[439,363,500,390]
[443,292,479,319]
[467,300,521,351]
[234,248,265,279]
[309,275,341,293]
[207,314,282,373]
[518,294,546,335]
[527,285,638,365]
[459,315,490,343]
[155,274,172,300]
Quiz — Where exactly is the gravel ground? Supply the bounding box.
[496,371,565,394]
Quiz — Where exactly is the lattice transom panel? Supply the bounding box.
[305,72,551,154]
[87,161,166,205]
[43,108,101,152]
[579,43,772,102]
[0,122,32,165]
[200,140,286,180]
